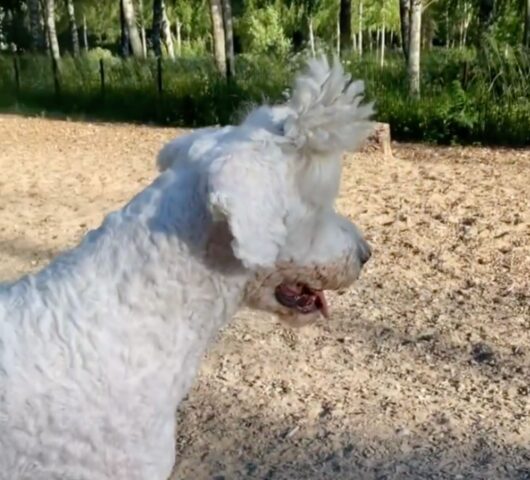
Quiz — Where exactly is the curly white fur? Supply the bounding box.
[0,56,374,479]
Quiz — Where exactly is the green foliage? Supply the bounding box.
[78,0,121,43]
[356,45,530,145]
[1,43,528,145]
[237,3,292,56]
[0,0,529,145]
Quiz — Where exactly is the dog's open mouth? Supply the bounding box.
[274,283,329,318]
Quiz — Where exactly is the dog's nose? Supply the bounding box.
[359,240,372,266]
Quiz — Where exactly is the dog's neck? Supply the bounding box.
[0,206,250,477]
[3,171,250,408]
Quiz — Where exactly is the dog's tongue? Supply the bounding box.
[276,283,329,318]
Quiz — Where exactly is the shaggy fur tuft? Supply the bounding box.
[283,55,375,155]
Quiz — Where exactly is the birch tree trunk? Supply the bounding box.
[153,0,175,58]
[141,28,147,57]
[380,17,386,67]
[209,0,227,77]
[175,17,182,55]
[28,0,45,51]
[221,0,235,77]
[399,0,410,60]
[462,3,470,48]
[121,0,143,57]
[162,3,175,59]
[137,0,147,57]
[44,12,50,51]
[82,14,88,51]
[65,0,80,55]
[408,0,421,98]
[336,15,340,55]
[309,17,316,56]
[44,0,61,62]
[339,0,352,55]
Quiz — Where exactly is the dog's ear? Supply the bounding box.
[207,150,288,269]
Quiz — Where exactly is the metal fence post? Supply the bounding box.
[51,56,60,97]
[157,57,163,96]
[99,58,105,97]
[13,56,20,98]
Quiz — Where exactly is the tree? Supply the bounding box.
[299,0,323,56]
[239,4,292,56]
[399,0,410,59]
[309,14,316,54]
[358,0,363,55]
[27,0,45,51]
[152,0,175,59]
[209,0,227,77]
[81,14,88,51]
[119,0,131,56]
[339,0,351,54]
[523,0,530,48]
[380,8,385,66]
[175,16,182,54]
[458,0,472,47]
[152,0,162,56]
[408,0,421,97]
[221,0,235,77]
[3,0,522,62]
[138,0,147,57]
[44,0,61,62]
[162,3,175,59]
[65,0,80,55]
[121,0,143,57]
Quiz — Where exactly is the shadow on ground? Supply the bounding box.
[172,381,530,480]
[0,237,58,264]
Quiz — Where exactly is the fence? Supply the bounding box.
[10,54,165,100]
[1,52,252,127]
[2,51,529,145]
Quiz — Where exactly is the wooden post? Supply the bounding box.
[99,59,105,97]
[13,56,20,98]
[157,57,163,96]
[360,122,393,158]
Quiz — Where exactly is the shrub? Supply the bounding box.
[0,45,528,146]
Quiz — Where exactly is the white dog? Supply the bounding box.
[0,56,373,479]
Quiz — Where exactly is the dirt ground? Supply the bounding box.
[0,114,528,480]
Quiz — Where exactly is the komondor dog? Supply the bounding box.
[0,56,373,479]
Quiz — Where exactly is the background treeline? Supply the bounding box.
[0,0,529,144]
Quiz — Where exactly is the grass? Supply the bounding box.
[0,45,529,145]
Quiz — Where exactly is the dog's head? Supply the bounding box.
[204,134,371,327]
[159,56,374,327]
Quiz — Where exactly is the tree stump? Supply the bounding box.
[360,122,393,158]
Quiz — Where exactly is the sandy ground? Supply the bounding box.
[0,114,529,480]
